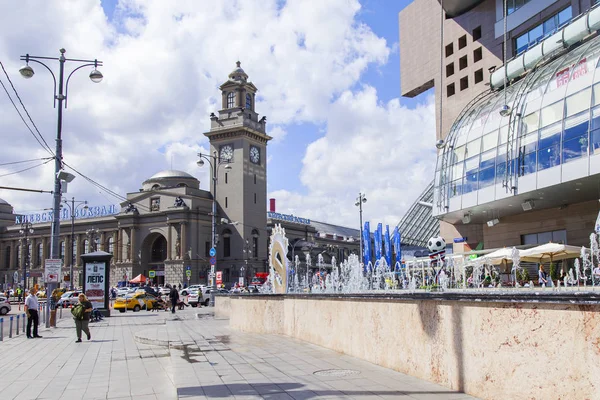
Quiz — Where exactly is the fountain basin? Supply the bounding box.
[216,292,600,400]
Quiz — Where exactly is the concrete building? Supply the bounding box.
[400,0,600,252]
[0,62,363,290]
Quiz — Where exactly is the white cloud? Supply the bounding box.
[0,0,434,230]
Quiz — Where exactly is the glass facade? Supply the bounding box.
[515,7,572,55]
[436,33,600,210]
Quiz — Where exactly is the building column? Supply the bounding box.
[180,222,187,260]
[130,227,136,263]
[117,228,123,262]
[9,241,15,270]
[75,235,81,267]
[42,238,48,265]
[100,231,106,252]
[167,223,172,260]
[112,231,118,257]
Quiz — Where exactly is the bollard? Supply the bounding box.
[16,314,19,335]
[60,306,63,319]
[0,317,3,341]
[9,316,13,338]
[23,313,26,332]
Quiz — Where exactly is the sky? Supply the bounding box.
[0,0,435,229]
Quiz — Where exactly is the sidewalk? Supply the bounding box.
[0,306,479,400]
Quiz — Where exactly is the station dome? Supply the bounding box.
[0,197,14,228]
[142,169,199,191]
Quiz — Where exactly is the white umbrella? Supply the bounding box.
[484,247,520,266]
[520,243,586,263]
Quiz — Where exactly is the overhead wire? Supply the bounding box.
[0,158,53,178]
[0,157,53,167]
[0,61,54,156]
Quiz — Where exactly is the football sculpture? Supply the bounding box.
[427,236,446,254]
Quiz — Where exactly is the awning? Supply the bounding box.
[129,274,147,284]
[520,243,587,263]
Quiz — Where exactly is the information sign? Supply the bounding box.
[185,270,191,277]
[209,256,216,265]
[209,247,216,257]
[84,262,106,309]
[186,266,191,271]
[210,265,215,275]
[149,270,156,278]
[44,259,62,283]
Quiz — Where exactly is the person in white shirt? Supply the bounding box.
[24,288,42,339]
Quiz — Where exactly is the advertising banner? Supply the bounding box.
[84,262,106,309]
[384,225,392,268]
[216,271,223,286]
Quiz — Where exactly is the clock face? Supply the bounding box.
[220,145,233,162]
[250,146,260,164]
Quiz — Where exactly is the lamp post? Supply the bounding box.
[19,48,103,327]
[197,151,231,306]
[62,198,87,290]
[355,192,367,263]
[19,221,34,290]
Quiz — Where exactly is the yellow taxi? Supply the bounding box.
[113,292,159,312]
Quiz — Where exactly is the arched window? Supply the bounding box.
[37,243,43,267]
[151,236,167,262]
[246,93,252,109]
[107,237,114,254]
[5,246,10,269]
[151,184,160,191]
[59,241,65,260]
[227,92,235,108]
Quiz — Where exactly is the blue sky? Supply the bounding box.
[0,0,436,228]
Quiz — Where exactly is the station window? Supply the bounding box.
[459,55,468,70]
[474,69,484,84]
[473,47,482,63]
[458,35,467,50]
[472,26,482,41]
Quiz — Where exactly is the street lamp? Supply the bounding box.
[19,221,34,290]
[19,48,103,327]
[355,192,367,264]
[197,151,231,306]
[62,198,87,290]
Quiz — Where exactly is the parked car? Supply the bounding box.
[180,284,205,296]
[159,287,171,296]
[0,296,11,315]
[113,292,158,312]
[187,288,201,307]
[116,287,130,297]
[57,291,81,308]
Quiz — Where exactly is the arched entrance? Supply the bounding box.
[141,233,167,286]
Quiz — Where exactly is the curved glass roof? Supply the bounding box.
[435,34,600,214]
[397,180,439,247]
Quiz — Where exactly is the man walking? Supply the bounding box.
[169,286,179,314]
[24,288,42,339]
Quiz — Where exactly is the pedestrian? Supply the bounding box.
[17,287,23,303]
[73,293,93,343]
[169,286,179,314]
[538,264,548,286]
[25,287,42,339]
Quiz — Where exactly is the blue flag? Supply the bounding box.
[393,226,401,265]
[374,223,382,261]
[363,221,371,266]
[384,225,392,267]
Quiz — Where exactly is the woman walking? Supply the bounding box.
[72,293,93,343]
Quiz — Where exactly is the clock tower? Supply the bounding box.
[203,61,272,279]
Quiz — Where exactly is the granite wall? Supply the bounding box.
[217,295,600,400]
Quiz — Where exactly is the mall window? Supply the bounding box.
[446,62,455,78]
[227,92,235,108]
[474,47,482,63]
[447,83,456,97]
[459,55,468,70]
[458,35,467,50]
[518,132,537,176]
[474,68,484,84]
[538,123,561,171]
[445,43,454,57]
[463,156,478,194]
[591,106,600,155]
[515,7,572,55]
[521,229,567,245]
[460,76,469,91]
[563,112,589,163]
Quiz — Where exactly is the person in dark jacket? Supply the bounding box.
[169,287,179,314]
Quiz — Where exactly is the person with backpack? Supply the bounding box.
[169,286,179,314]
[72,293,93,343]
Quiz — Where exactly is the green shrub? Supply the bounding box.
[517,268,530,283]
[549,262,559,281]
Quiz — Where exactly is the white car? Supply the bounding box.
[116,287,130,297]
[187,287,212,307]
[0,296,11,315]
[159,287,171,296]
[180,285,205,296]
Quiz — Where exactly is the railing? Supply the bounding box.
[0,303,68,341]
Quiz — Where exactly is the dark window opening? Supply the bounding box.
[460,76,469,91]
[473,47,482,63]
[224,237,231,257]
[446,63,455,78]
[474,69,484,83]
[459,55,468,70]
[254,193,257,204]
[151,236,167,262]
[4,246,10,269]
[225,173,228,184]
[205,241,211,257]
[225,197,228,208]
[458,35,467,49]
[445,43,454,57]
[254,174,256,184]
[472,26,482,41]
[447,83,456,97]
[253,237,258,258]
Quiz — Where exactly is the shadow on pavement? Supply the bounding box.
[177,382,465,398]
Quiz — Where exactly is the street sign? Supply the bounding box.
[26,272,30,277]
[186,266,191,271]
[149,270,156,278]
[185,270,191,277]
[209,256,216,265]
[210,265,215,275]
[209,247,216,257]
[44,259,62,283]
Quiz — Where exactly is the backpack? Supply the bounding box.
[71,304,84,320]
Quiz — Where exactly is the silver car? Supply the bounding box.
[0,296,11,315]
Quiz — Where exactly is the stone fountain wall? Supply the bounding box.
[217,294,600,400]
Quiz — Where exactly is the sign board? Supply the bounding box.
[84,262,106,309]
[209,247,216,257]
[45,259,62,283]
[210,265,215,275]
[216,271,223,285]
[156,270,165,277]
[149,270,156,278]
[239,277,244,285]
[185,270,191,277]
[453,237,467,243]
[209,256,216,265]
[186,266,191,271]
